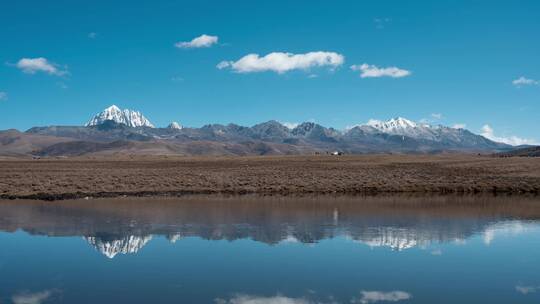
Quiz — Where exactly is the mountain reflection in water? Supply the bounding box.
[0,195,538,258]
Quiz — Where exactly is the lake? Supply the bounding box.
[1,195,539,303]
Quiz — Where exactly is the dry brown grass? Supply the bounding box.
[0,154,539,200]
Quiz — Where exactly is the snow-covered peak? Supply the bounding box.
[367,117,418,132]
[351,227,428,251]
[361,117,442,140]
[84,235,153,258]
[85,105,155,128]
[105,104,121,112]
[167,121,182,130]
[167,233,183,243]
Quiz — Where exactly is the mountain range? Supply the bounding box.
[0,105,518,157]
[1,197,532,258]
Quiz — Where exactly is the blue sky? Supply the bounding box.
[1,0,539,144]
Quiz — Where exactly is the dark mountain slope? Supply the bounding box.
[494,146,540,157]
[0,118,515,156]
[0,129,74,156]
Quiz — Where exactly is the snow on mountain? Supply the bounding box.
[367,117,418,132]
[363,117,441,140]
[85,105,155,128]
[27,110,507,154]
[167,122,182,130]
[84,235,153,258]
[167,233,183,243]
[350,226,468,251]
[355,227,421,251]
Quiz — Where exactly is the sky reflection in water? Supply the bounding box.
[0,196,539,304]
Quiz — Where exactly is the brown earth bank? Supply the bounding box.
[0,155,539,200]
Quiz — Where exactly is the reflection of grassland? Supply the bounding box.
[1,195,539,247]
[0,155,539,200]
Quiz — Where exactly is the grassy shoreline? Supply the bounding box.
[1,155,539,201]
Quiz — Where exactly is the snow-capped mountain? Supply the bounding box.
[167,122,182,130]
[18,111,513,157]
[354,227,423,251]
[363,117,439,140]
[85,105,155,128]
[367,117,419,132]
[353,117,484,143]
[84,235,153,258]
[167,233,183,243]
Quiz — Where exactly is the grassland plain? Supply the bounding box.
[0,155,539,200]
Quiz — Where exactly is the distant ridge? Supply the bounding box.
[0,105,517,156]
[167,122,182,130]
[494,146,540,157]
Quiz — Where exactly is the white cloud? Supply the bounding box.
[88,32,97,39]
[175,34,218,49]
[366,119,383,126]
[512,76,538,87]
[374,18,392,29]
[215,294,310,304]
[430,113,443,120]
[216,292,414,304]
[420,113,444,124]
[15,57,67,76]
[280,122,299,129]
[351,64,411,78]
[483,221,531,245]
[217,51,344,74]
[216,61,231,69]
[481,124,538,146]
[171,76,184,82]
[430,249,442,256]
[516,285,540,294]
[353,291,412,304]
[452,123,466,129]
[12,290,52,304]
[0,91,7,101]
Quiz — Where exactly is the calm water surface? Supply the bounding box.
[1,196,539,303]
